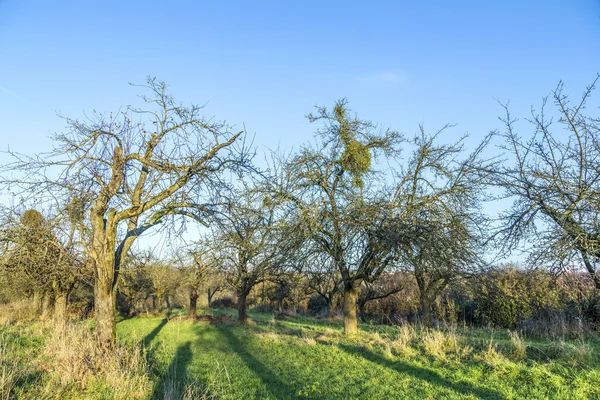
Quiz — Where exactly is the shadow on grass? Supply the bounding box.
[151,341,194,399]
[338,344,504,400]
[142,318,169,347]
[218,325,298,399]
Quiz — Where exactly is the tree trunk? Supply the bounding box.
[155,295,163,312]
[358,301,367,322]
[32,291,42,316]
[207,288,215,308]
[41,290,53,320]
[189,292,198,318]
[237,291,248,323]
[342,281,360,335]
[326,294,336,320]
[95,278,116,347]
[127,295,136,317]
[327,302,335,320]
[54,291,68,331]
[421,296,433,327]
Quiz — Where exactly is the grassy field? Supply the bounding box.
[2,310,600,399]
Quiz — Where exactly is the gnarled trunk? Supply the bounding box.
[189,291,199,318]
[327,305,335,320]
[95,275,116,347]
[342,281,360,335]
[420,295,433,327]
[32,291,42,316]
[155,294,163,312]
[237,291,248,323]
[41,290,54,320]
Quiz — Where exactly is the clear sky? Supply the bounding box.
[1,0,599,257]
[1,0,599,155]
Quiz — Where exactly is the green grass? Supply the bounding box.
[2,311,600,399]
[118,311,599,399]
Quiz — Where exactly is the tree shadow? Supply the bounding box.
[151,341,194,399]
[217,326,299,399]
[338,344,504,400]
[142,318,169,347]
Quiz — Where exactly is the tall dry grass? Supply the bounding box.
[0,335,16,400]
[40,323,153,399]
[0,300,39,327]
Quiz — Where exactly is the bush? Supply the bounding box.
[253,303,274,313]
[307,295,328,314]
[210,297,235,309]
[518,308,587,340]
[473,266,560,329]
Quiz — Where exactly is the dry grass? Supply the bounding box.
[0,300,38,327]
[421,327,465,360]
[387,325,416,357]
[0,335,16,400]
[41,323,152,399]
[257,331,282,344]
[508,330,526,360]
[546,340,593,368]
[475,337,506,367]
[316,327,341,344]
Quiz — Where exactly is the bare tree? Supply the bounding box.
[303,254,342,319]
[274,99,403,334]
[179,247,215,318]
[399,211,482,325]
[357,277,403,322]
[276,101,492,334]
[206,268,226,309]
[119,255,153,316]
[492,75,600,287]
[210,182,298,323]
[0,208,83,328]
[1,78,251,345]
[393,129,490,325]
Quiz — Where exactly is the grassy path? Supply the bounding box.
[115,312,600,399]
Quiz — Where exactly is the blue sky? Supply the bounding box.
[0,0,599,256]
[1,0,599,156]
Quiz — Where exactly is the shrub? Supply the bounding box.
[252,303,274,313]
[518,308,587,340]
[210,297,235,309]
[473,266,560,329]
[307,295,328,314]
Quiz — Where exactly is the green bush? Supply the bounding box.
[474,266,560,329]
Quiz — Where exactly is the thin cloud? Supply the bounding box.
[361,70,409,87]
[0,85,25,101]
